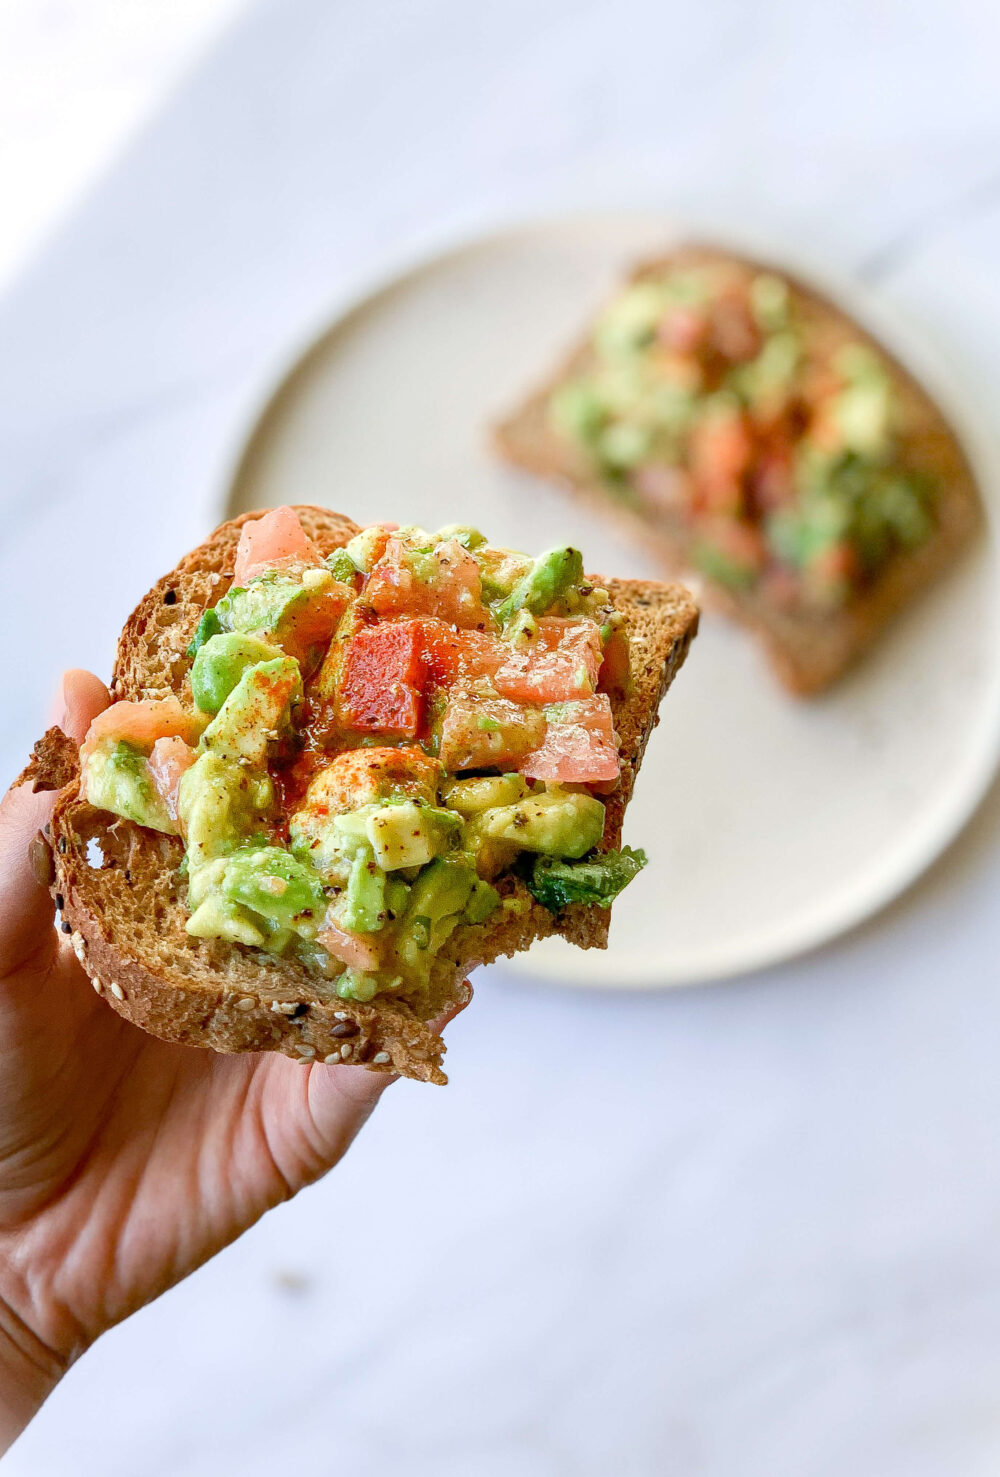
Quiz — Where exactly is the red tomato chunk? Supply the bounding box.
[418,619,505,689]
[438,689,546,771]
[337,621,426,737]
[519,695,621,789]
[493,617,602,704]
[365,538,492,629]
[233,505,323,586]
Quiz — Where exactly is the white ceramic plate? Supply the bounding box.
[223,214,1000,988]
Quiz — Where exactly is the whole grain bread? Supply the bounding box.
[21,507,698,1084]
[494,246,980,695]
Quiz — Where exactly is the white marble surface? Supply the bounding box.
[4,1,1000,1472]
[0,0,242,290]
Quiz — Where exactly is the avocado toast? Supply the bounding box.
[495,246,979,694]
[21,506,698,1083]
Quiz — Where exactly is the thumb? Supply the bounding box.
[0,671,110,974]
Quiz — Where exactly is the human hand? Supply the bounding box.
[0,671,394,1451]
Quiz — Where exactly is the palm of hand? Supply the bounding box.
[0,674,387,1377]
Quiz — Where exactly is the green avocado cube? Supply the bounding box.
[464,788,604,860]
[220,845,326,937]
[177,751,274,868]
[199,657,302,766]
[496,546,585,624]
[83,739,175,834]
[191,632,282,715]
[364,801,460,871]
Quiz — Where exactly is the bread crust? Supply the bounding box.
[23,507,697,1083]
[494,246,981,695]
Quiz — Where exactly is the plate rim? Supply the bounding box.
[216,206,1000,990]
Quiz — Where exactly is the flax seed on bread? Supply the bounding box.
[20,507,698,1084]
[494,246,980,695]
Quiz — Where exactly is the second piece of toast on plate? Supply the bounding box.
[495,246,980,694]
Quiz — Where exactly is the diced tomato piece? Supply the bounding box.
[597,627,631,696]
[148,736,197,823]
[657,305,709,355]
[318,918,383,974]
[337,620,425,736]
[438,689,546,772]
[519,695,621,790]
[233,507,323,586]
[690,409,753,486]
[364,538,492,629]
[81,697,203,765]
[493,618,602,704]
[419,618,505,689]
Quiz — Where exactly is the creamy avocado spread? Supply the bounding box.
[80,512,646,1005]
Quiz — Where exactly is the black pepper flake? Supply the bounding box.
[163,589,177,605]
[60,921,72,934]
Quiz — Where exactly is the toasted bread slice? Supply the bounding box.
[495,246,980,695]
[20,507,698,1084]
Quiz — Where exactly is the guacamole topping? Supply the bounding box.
[80,510,646,1005]
[549,262,938,610]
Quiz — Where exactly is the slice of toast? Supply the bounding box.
[495,246,981,695]
[21,507,698,1084]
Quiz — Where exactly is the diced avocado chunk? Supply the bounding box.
[365,801,460,871]
[749,273,790,331]
[550,381,607,444]
[834,378,892,459]
[443,774,529,816]
[526,846,647,912]
[220,845,326,937]
[336,968,380,1003]
[185,892,268,947]
[464,788,605,860]
[397,857,478,974]
[341,846,386,933]
[408,856,475,921]
[597,421,652,470]
[186,608,222,660]
[199,657,302,766]
[594,281,668,356]
[83,739,175,834]
[433,524,487,550]
[178,751,274,868]
[464,877,500,924]
[475,546,534,604]
[496,546,585,624]
[324,547,358,584]
[191,632,281,715]
[215,572,309,647]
